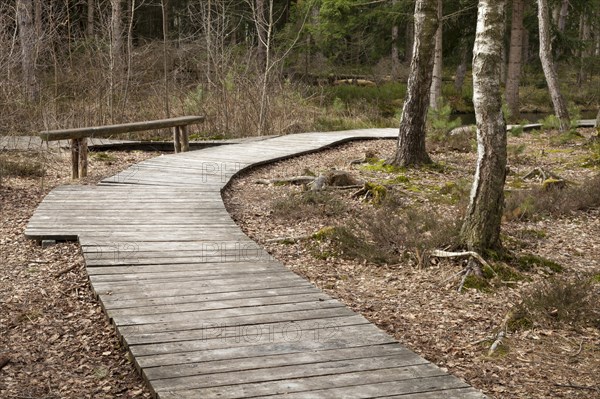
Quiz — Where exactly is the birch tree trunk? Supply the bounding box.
[537,0,570,131]
[429,0,443,109]
[557,0,569,33]
[461,0,507,252]
[390,0,438,167]
[506,0,524,121]
[577,14,590,84]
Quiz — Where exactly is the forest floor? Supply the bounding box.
[0,127,599,398]
[223,127,600,399]
[0,149,157,398]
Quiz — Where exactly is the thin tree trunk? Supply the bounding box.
[461,0,507,252]
[390,0,438,167]
[109,0,124,120]
[87,0,95,38]
[429,0,442,108]
[255,0,267,71]
[34,0,41,35]
[506,0,524,121]
[161,0,170,118]
[577,14,590,84]
[391,25,400,79]
[537,0,569,131]
[454,40,468,93]
[557,0,569,33]
[16,0,38,101]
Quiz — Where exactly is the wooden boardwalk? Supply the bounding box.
[25,129,487,398]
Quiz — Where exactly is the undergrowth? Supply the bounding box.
[508,275,600,331]
[504,174,600,220]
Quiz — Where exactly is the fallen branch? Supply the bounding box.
[265,235,310,244]
[554,383,599,392]
[255,176,316,186]
[53,263,80,278]
[523,167,563,181]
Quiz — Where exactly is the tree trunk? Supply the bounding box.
[390,0,438,167]
[454,39,468,93]
[557,0,569,33]
[461,0,507,252]
[87,0,95,38]
[16,0,38,101]
[255,0,267,71]
[577,14,590,84]
[405,21,414,62]
[537,0,570,131]
[429,0,443,108]
[391,25,400,79]
[161,0,170,118]
[506,0,524,121]
[109,0,124,120]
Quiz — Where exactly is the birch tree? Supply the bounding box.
[461,0,507,253]
[429,0,443,109]
[390,0,438,167]
[537,0,570,131]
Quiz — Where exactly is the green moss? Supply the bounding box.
[517,254,563,273]
[384,175,410,184]
[541,178,566,191]
[92,152,116,162]
[493,263,526,282]
[507,310,534,332]
[361,159,405,174]
[591,274,600,283]
[362,182,388,204]
[463,275,491,292]
[312,226,337,241]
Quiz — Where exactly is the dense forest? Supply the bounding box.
[2,0,599,136]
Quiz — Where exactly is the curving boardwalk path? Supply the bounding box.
[25,129,487,398]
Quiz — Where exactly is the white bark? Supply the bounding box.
[429,0,442,109]
[461,0,507,252]
[537,0,570,131]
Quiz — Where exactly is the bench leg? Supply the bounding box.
[181,125,190,152]
[173,126,181,153]
[71,139,80,179]
[79,137,88,178]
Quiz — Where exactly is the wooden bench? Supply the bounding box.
[40,116,204,179]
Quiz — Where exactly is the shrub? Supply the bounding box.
[504,174,600,220]
[329,205,461,266]
[508,276,599,331]
[271,190,347,220]
[0,153,45,178]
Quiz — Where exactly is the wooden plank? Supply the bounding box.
[123,314,368,348]
[142,344,415,381]
[119,307,356,339]
[152,356,434,393]
[40,116,205,141]
[98,286,321,310]
[155,365,452,399]
[111,299,346,329]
